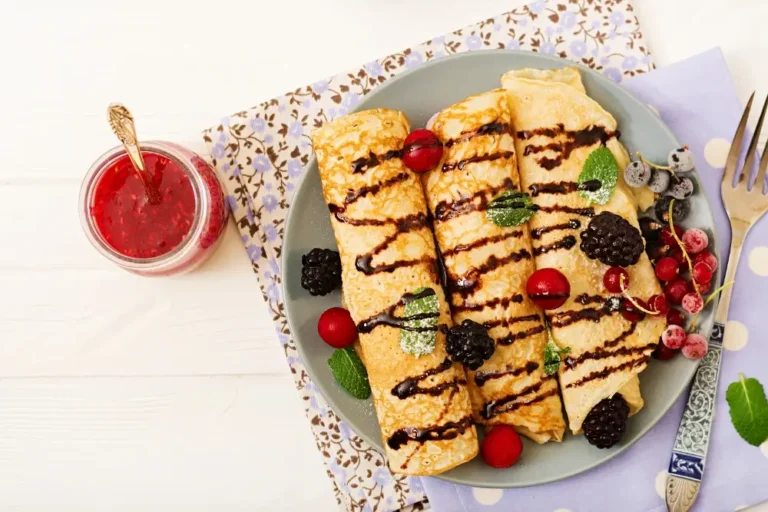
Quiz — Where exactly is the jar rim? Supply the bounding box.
[79,141,208,270]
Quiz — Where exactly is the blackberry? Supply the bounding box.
[445,320,495,370]
[583,394,630,449]
[301,248,342,296]
[580,212,644,267]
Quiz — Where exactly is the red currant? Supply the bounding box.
[693,251,718,272]
[681,293,704,314]
[603,267,629,293]
[662,325,686,349]
[692,262,713,285]
[653,342,677,360]
[526,268,570,310]
[682,333,708,360]
[664,277,689,305]
[620,297,646,322]
[481,425,523,468]
[670,248,686,266]
[660,225,684,247]
[648,294,670,315]
[654,257,680,281]
[682,229,709,254]
[318,307,358,348]
[667,308,685,327]
[402,129,444,173]
[697,280,712,295]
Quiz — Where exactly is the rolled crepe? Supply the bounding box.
[423,90,565,443]
[502,68,665,434]
[311,109,478,475]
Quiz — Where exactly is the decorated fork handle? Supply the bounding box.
[666,228,746,511]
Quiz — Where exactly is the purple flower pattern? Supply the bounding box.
[201,1,652,510]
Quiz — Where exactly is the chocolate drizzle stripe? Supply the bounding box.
[575,293,610,306]
[475,361,539,387]
[392,377,467,400]
[564,355,649,389]
[434,178,514,222]
[447,249,532,298]
[537,205,595,217]
[564,328,649,371]
[387,414,474,450]
[516,124,618,171]
[496,325,546,346]
[441,230,523,259]
[354,212,434,275]
[444,121,511,148]
[603,322,637,348]
[453,294,524,314]
[357,288,439,334]
[351,149,403,174]
[343,172,409,206]
[482,312,540,330]
[533,235,577,256]
[442,150,515,172]
[481,379,556,419]
[530,219,581,240]
[391,358,453,399]
[549,304,619,328]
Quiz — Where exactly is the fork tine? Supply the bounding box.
[726,92,755,187]
[744,95,768,189]
[755,134,768,194]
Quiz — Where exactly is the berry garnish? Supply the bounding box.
[682,333,708,360]
[660,226,684,248]
[668,147,695,173]
[620,297,646,322]
[667,308,685,327]
[648,169,671,194]
[670,248,686,266]
[402,129,444,173]
[445,320,495,370]
[656,196,690,224]
[603,267,629,293]
[693,251,718,272]
[697,280,712,295]
[667,176,694,200]
[639,217,663,242]
[681,293,704,314]
[654,256,680,281]
[664,277,689,305]
[624,161,652,188]
[682,228,709,254]
[580,212,644,267]
[481,425,523,468]
[648,294,670,315]
[301,248,342,296]
[583,394,629,449]
[662,325,686,349]
[653,342,677,360]
[692,261,714,285]
[526,268,571,310]
[318,307,358,348]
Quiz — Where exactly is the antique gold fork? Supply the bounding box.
[666,92,768,512]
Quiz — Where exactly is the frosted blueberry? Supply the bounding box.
[648,169,671,193]
[668,147,695,173]
[624,161,651,187]
[655,196,690,224]
[666,176,694,200]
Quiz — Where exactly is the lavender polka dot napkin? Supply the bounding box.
[421,47,768,512]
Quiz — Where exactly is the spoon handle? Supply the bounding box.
[107,104,160,203]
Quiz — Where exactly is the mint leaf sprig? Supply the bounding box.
[486,190,538,227]
[400,287,439,356]
[726,373,768,446]
[543,322,570,376]
[578,147,619,205]
[328,347,371,399]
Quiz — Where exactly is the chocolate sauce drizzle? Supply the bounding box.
[563,328,649,371]
[441,230,523,259]
[516,124,619,171]
[482,312,539,330]
[475,361,539,387]
[481,379,556,419]
[351,149,403,174]
[391,358,454,399]
[447,249,532,298]
[444,121,511,148]
[533,235,577,256]
[434,178,514,222]
[564,355,649,389]
[528,180,601,197]
[354,212,435,275]
[496,325,546,346]
[549,296,621,328]
[387,415,474,450]
[357,288,439,334]
[530,219,581,240]
[344,172,409,205]
[537,205,595,217]
[442,150,515,172]
[453,295,524,314]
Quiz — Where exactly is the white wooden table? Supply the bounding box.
[2,1,767,510]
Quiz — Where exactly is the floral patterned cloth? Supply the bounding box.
[202,1,653,510]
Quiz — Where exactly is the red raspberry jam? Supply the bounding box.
[81,142,228,276]
[91,152,195,259]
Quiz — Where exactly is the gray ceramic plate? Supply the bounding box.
[282,50,719,488]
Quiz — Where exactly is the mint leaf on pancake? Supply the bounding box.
[543,324,570,376]
[578,147,619,205]
[328,347,371,399]
[726,373,768,446]
[400,287,439,356]
[486,190,537,227]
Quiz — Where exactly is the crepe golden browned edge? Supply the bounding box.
[423,90,565,444]
[502,68,665,434]
[311,108,478,475]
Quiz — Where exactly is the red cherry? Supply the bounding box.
[693,251,718,272]
[660,225,684,247]
[481,425,523,468]
[402,129,444,173]
[603,267,629,293]
[620,297,646,322]
[648,294,670,315]
[318,307,358,348]
[526,268,570,310]
[655,257,680,281]
[667,308,685,327]
[692,262,713,285]
[653,342,677,360]
[664,277,689,305]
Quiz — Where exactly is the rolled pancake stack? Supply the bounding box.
[312,109,478,475]
[424,90,565,443]
[501,68,665,434]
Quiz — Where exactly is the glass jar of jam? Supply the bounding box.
[80,141,228,276]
